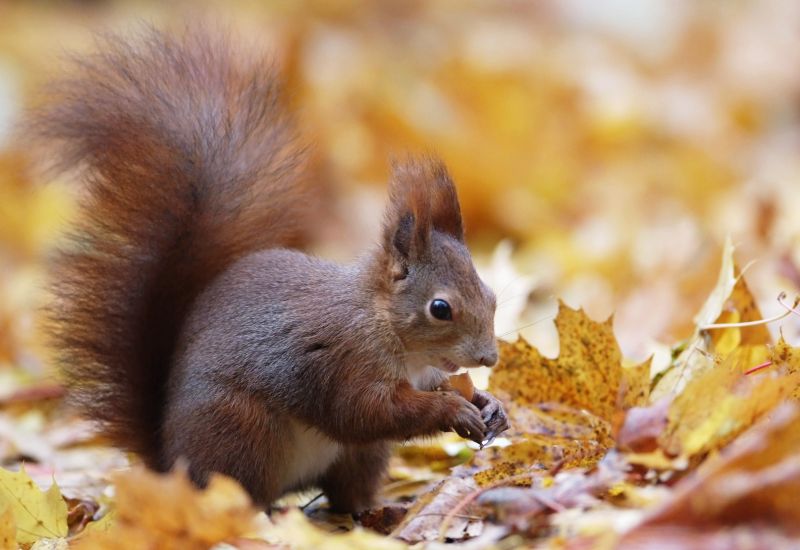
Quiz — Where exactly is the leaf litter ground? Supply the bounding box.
[3,242,800,549]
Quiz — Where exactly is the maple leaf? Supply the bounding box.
[0,465,68,545]
[490,301,641,423]
[475,302,645,483]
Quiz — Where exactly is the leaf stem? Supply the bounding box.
[698,292,798,331]
[777,292,800,318]
[744,360,773,375]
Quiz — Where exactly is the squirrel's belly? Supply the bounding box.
[282,418,342,491]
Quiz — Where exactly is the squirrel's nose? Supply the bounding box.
[477,350,498,367]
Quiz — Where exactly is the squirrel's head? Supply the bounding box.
[375,157,497,374]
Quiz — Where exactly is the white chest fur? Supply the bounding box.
[406,360,443,390]
[283,418,342,491]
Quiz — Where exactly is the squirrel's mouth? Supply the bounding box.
[439,357,461,373]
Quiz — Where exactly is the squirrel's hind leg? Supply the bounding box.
[162,389,287,508]
[318,442,391,513]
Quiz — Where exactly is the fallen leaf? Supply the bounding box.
[356,504,408,535]
[659,356,799,457]
[478,452,628,530]
[474,432,608,486]
[0,465,67,545]
[619,357,651,409]
[490,302,626,424]
[74,466,258,550]
[620,403,800,546]
[652,241,771,401]
[616,396,671,453]
[263,508,407,549]
[30,538,68,550]
[770,336,800,399]
[618,525,800,550]
[0,501,15,550]
[392,476,482,543]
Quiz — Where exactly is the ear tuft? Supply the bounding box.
[426,158,464,241]
[381,155,464,264]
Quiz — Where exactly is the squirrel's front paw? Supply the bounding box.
[472,390,510,444]
[442,395,485,445]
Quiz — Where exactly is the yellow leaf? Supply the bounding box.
[483,303,636,483]
[652,241,771,400]
[659,355,799,457]
[0,466,67,545]
[689,236,737,330]
[620,357,651,409]
[474,434,608,487]
[265,508,407,549]
[490,301,626,424]
[708,272,771,353]
[710,310,741,356]
[770,336,800,400]
[0,501,15,550]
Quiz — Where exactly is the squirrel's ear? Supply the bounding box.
[382,157,464,262]
[382,160,432,261]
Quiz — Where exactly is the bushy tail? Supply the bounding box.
[31,26,314,466]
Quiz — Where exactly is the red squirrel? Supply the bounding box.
[34,27,508,512]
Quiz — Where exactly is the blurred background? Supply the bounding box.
[2,0,800,390]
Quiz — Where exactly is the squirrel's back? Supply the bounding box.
[32,26,316,466]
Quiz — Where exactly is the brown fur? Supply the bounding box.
[35,26,508,511]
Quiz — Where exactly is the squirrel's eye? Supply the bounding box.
[429,299,452,321]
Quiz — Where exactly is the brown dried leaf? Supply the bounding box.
[478,455,628,525]
[616,396,671,453]
[474,435,608,487]
[472,403,612,486]
[633,403,800,536]
[392,476,482,543]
